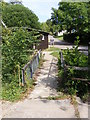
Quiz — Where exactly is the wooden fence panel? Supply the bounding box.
[60,49,89,83]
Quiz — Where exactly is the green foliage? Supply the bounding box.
[2,28,35,82]
[50,51,59,58]
[46,47,60,58]
[2,28,39,101]
[47,94,69,100]
[2,76,23,101]
[54,35,63,41]
[2,77,34,101]
[46,19,54,34]
[41,19,60,34]
[40,20,59,34]
[2,1,40,29]
[38,52,46,69]
[40,22,50,32]
[62,40,88,67]
[58,40,88,101]
[51,2,89,34]
[63,32,89,45]
[46,47,60,51]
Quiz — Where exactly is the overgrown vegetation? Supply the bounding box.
[63,40,88,67]
[1,1,45,102]
[2,77,35,102]
[58,39,88,102]
[2,28,40,101]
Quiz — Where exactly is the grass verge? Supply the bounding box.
[46,47,60,59]
[2,78,35,102]
[46,47,60,51]
[2,52,44,102]
[70,96,80,118]
[50,51,59,58]
[54,35,63,41]
[47,93,70,100]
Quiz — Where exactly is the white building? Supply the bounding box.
[58,30,67,36]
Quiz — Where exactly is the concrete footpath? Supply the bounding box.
[2,51,88,118]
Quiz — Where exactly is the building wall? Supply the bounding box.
[36,34,48,50]
[58,30,67,36]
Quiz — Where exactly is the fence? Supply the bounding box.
[22,49,41,85]
[60,49,89,83]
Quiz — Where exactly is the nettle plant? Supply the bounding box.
[58,37,88,100]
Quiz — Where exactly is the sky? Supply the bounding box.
[4,0,61,22]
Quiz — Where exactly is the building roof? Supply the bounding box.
[9,27,49,35]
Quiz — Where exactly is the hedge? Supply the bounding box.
[63,32,89,45]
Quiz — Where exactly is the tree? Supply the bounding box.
[40,22,49,32]
[51,2,88,33]
[46,19,54,34]
[2,2,40,29]
[40,20,59,35]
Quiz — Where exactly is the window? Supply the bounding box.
[42,35,45,40]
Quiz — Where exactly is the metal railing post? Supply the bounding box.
[30,65,33,78]
[21,49,42,84]
[22,68,25,86]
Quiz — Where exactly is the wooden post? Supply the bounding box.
[60,50,67,81]
[60,51,65,68]
[61,51,63,68]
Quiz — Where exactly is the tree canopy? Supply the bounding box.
[40,22,49,32]
[51,2,89,33]
[40,19,60,35]
[2,1,40,29]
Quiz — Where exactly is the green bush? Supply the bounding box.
[58,40,88,101]
[63,32,89,45]
[2,28,39,101]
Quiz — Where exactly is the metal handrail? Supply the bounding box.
[22,49,41,85]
